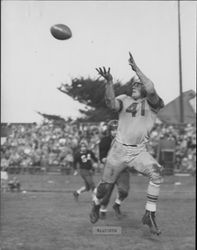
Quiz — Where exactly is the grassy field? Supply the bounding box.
[1,172,196,250]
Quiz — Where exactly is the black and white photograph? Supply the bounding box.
[1,1,196,250]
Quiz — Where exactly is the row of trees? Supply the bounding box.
[56,77,135,122]
[37,76,140,124]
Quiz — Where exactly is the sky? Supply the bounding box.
[1,1,196,123]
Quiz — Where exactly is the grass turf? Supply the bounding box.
[1,173,196,250]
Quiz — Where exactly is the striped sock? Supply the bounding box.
[145,181,160,212]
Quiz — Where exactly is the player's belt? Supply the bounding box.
[122,143,137,147]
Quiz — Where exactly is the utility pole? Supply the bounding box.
[177,0,184,124]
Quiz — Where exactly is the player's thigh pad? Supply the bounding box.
[131,151,163,184]
[102,141,126,183]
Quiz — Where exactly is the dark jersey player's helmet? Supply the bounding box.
[107,120,118,131]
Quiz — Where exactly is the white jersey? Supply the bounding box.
[115,94,164,145]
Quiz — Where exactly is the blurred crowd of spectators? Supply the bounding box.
[1,120,196,175]
[1,120,101,174]
[148,123,196,174]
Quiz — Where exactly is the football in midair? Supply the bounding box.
[50,24,72,40]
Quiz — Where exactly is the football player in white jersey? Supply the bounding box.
[90,52,164,235]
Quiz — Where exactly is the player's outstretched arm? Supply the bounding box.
[128,52,155,93]
[128,52,162,105]
[96,67,120,111]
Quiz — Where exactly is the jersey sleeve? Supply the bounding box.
[116,94,127,112]
[147,94,164,113]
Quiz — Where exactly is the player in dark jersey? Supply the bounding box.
[99,120,130,219]
[73,141,98,201]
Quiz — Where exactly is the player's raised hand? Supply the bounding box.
[96,67,113,82]
[128,52,138,72]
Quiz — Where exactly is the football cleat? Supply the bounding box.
[142,210,161,235]
[73,191,79,201]
[112,203,122,219]
[89,201,100,224]
[99,211,107,220]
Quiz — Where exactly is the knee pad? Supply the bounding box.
[100,183,114,205]
[151,177,163,185]
[96,182,114,199]
[152,163,163,175]
[96,183,109,199]
[100,183,115,207]
[118,189,128,200]
[150,164,163,184]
